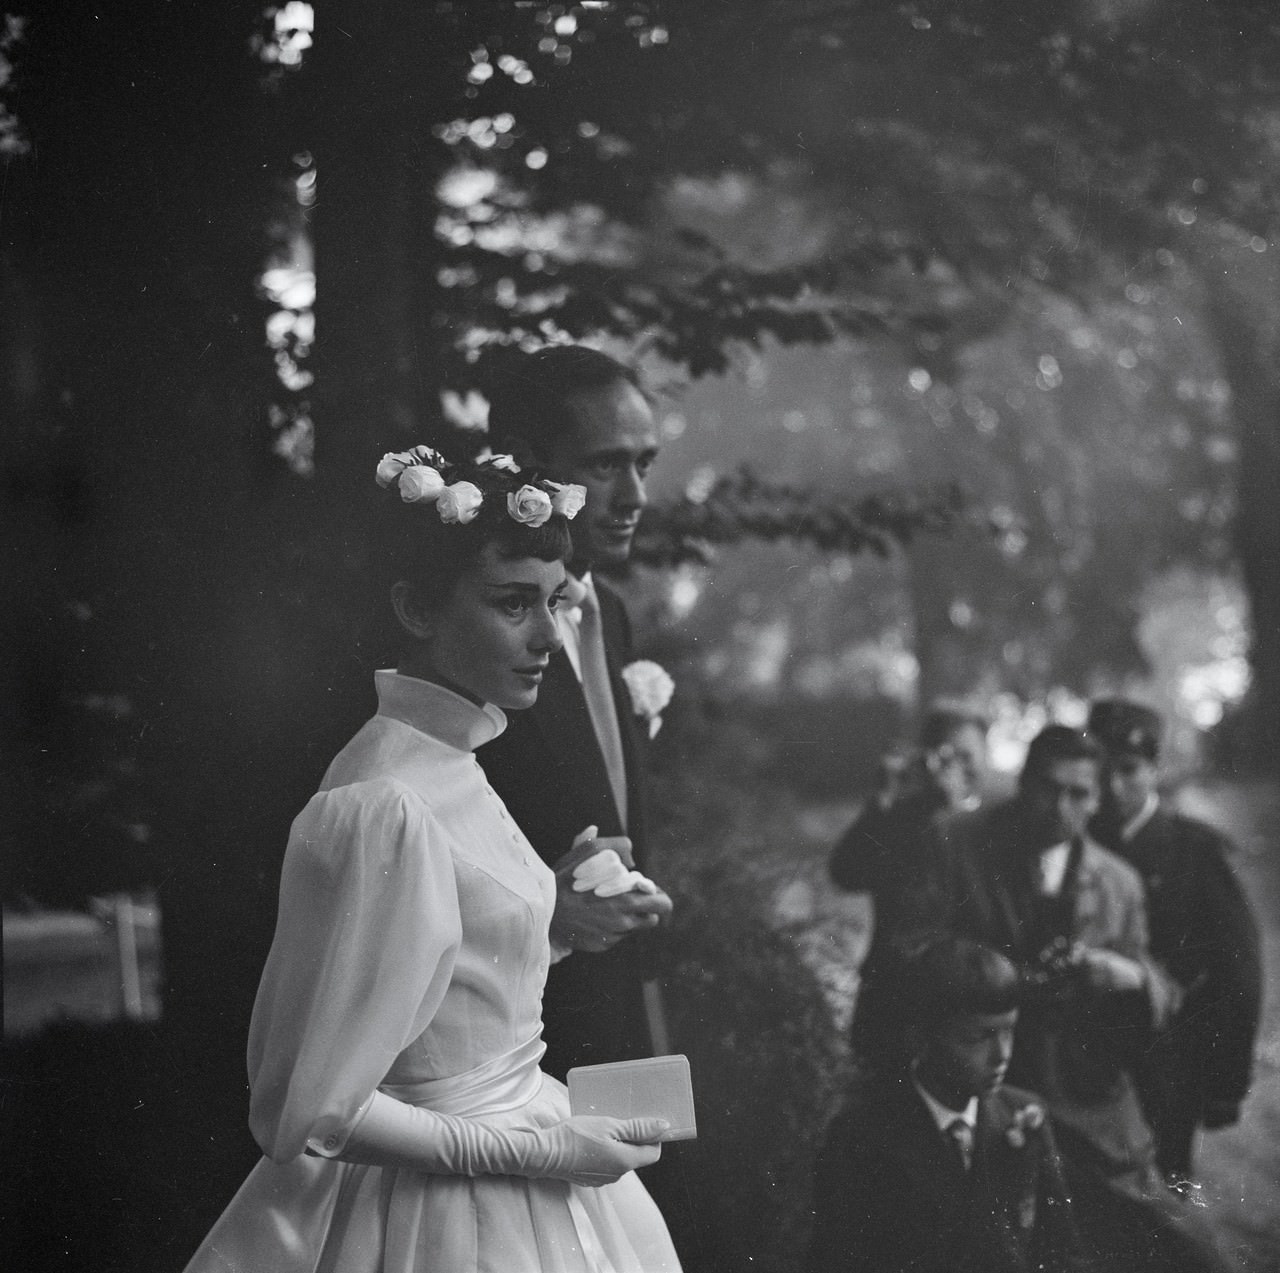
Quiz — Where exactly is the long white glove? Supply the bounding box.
[332,1090,666,1187]
[571,847,660,899]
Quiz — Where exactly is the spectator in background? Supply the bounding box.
[829,706,990,1070]
[897,725,1232,1273]
[807,937,1088,1273]
[1088,698,1262,1184]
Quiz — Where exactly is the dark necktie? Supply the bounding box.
[945,1117,973,1173]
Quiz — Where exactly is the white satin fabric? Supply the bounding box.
[184,672,679,1273]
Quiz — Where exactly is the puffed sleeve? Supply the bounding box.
[246,779,462,1163]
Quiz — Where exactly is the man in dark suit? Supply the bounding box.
[1087,699,1263,1182]
[477,346,674,1080]
[897,726,1232,1273]
[808,937,1088,1273]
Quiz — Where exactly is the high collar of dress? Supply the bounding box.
[374,670,507,752]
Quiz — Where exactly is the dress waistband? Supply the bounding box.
[380,1033,547,1117]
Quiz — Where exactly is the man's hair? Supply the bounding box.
[1021,723,1101,784]
[899,937,1022,1026]
[486,345,640,464]
[919,705,989,751]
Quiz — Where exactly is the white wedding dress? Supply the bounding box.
[184,671,680,1273]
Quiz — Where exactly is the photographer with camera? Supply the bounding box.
[829,706,990,1071]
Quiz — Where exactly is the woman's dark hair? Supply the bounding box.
[381,486,572,610]
[896,937,1023,1027]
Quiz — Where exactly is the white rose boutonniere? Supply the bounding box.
[621,659,675,739]
[1005,1102,1045,1149]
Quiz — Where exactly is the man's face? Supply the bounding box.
[1020,757,1100,847]
[544,379,659,571]
[920,1009,1018,1102]
[1102,754,1158,826]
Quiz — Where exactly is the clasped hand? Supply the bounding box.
[550,826,673,953]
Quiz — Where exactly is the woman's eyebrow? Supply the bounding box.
[483,580,542,593]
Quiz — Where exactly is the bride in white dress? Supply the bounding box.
[184,449,680,1273]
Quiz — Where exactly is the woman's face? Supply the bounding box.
[415,544,567,710]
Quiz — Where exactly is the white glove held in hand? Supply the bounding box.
[571,848,660,898]
[336,1091,666,1187]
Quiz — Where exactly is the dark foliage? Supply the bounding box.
[634,469,963,567]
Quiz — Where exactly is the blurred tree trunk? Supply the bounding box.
[1206,276,1280,763]
[907,537,971,711]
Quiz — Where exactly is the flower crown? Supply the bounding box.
[375,445,586,528]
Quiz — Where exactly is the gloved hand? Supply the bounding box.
[571,847,660,898]
[335,1090,666,1187]
[518,1114,668,1186]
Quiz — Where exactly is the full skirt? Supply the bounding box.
[183,1074,679,1273]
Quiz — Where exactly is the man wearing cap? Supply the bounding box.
[1087,698,1263,1182]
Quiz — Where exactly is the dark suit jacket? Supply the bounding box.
[1095,806,1262,1129]
[477,577,654,1079]
[807,1074,1088,1273]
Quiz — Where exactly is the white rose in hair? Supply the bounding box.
[621,659,675,739]
[376,451,413,488]
[548,482,587,520]
[437,480,484,523]
[398,465,446,504]
[507,484,554,527]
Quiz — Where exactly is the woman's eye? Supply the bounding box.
[500,597,532,616]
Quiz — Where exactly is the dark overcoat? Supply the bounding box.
[1095,805,1262,1175]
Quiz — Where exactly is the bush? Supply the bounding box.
[649,756,852,1273]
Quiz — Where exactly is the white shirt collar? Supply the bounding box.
[557,571,593,680]
[1121,791,1160,842]
[911,1067,978,1136]
[1037,841,1072,895]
